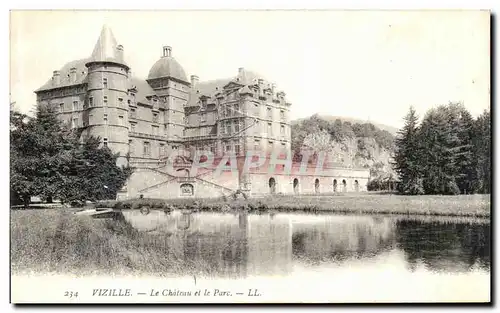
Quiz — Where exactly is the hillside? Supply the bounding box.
[294,114,399,135]
[291,114,396,179]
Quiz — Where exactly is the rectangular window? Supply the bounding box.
[129,139,133,154]
[103,96,108,106]
[104,114,108,124]
[280,124,285,135]
[159,143,165,157]
[153,112,158,123]
[200,113,206,123]
[130,108,136,119]
[234,104,240,115]
[118,115,124,125]
[226,122,231,134]
[268,122,272,135]
[234,140,241,155]
[88,97,93,107]
[71,117,78,129]
[254,139,260,151]
[280,110,285,120]
[130,122,136,132]
[234,120,240,133]
[143,142,150,156]
[209,143,216,154]
[225,106,231,117]
[224,141,230,153]
[220,121,226,134]
[103,138,108,148]
[59,103,64,112]
[267,107,272,119]
[118,97,123,107]
[103,78,108,89]
[73,101,79,111]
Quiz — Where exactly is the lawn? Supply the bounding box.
[157,193,491,218]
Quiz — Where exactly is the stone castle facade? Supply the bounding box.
[35,25,369,198]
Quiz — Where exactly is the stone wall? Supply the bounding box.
[122,160,371,199]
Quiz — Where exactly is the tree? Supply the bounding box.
[417,105,468,195]
[450,103,478,194]
[474,110,491,193]
[10,103,132,207]
[393,106,424,195]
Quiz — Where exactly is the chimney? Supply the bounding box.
[271,83,276,94]
[238,67,244,76]
[69,67,77,83]
[163,46,172,57]
[52,70,61,86]
[116,44,124,62]
[190,75,199,89]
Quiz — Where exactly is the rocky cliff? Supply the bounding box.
[291,114,396,179]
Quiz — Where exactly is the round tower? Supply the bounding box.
[84,25,130,167]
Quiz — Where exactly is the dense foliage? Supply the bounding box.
[10,103,132,206]
[394,103,490,195]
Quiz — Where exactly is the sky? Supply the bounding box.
[10,10,490,128]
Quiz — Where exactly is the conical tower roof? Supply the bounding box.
[87,25,128,67]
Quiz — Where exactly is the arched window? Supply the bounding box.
[314,179,320,193]
[333,179,338,192]
[342,179,347,192]
[354,180,359,192]
[293,178,299,194]
[269,177,276,194]
[180,183,194,196]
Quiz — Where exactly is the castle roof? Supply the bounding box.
[35,58,90,92]
[187,69,271,106]
[129,77,155,104]
[87,25,128,67]
[147,56,188,82]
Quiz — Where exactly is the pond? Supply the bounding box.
[119,210,490,302]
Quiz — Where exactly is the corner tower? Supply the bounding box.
[84,25,130,167]
[147,46,189,149]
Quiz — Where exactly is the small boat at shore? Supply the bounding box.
[74,208,117,218]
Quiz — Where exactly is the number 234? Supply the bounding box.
[64,291,78,298]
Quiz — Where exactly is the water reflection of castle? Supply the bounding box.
[121,212,409,277]
[121,211,490,277]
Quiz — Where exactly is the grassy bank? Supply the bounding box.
[109,194,490,218]
[10,209,226,277]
